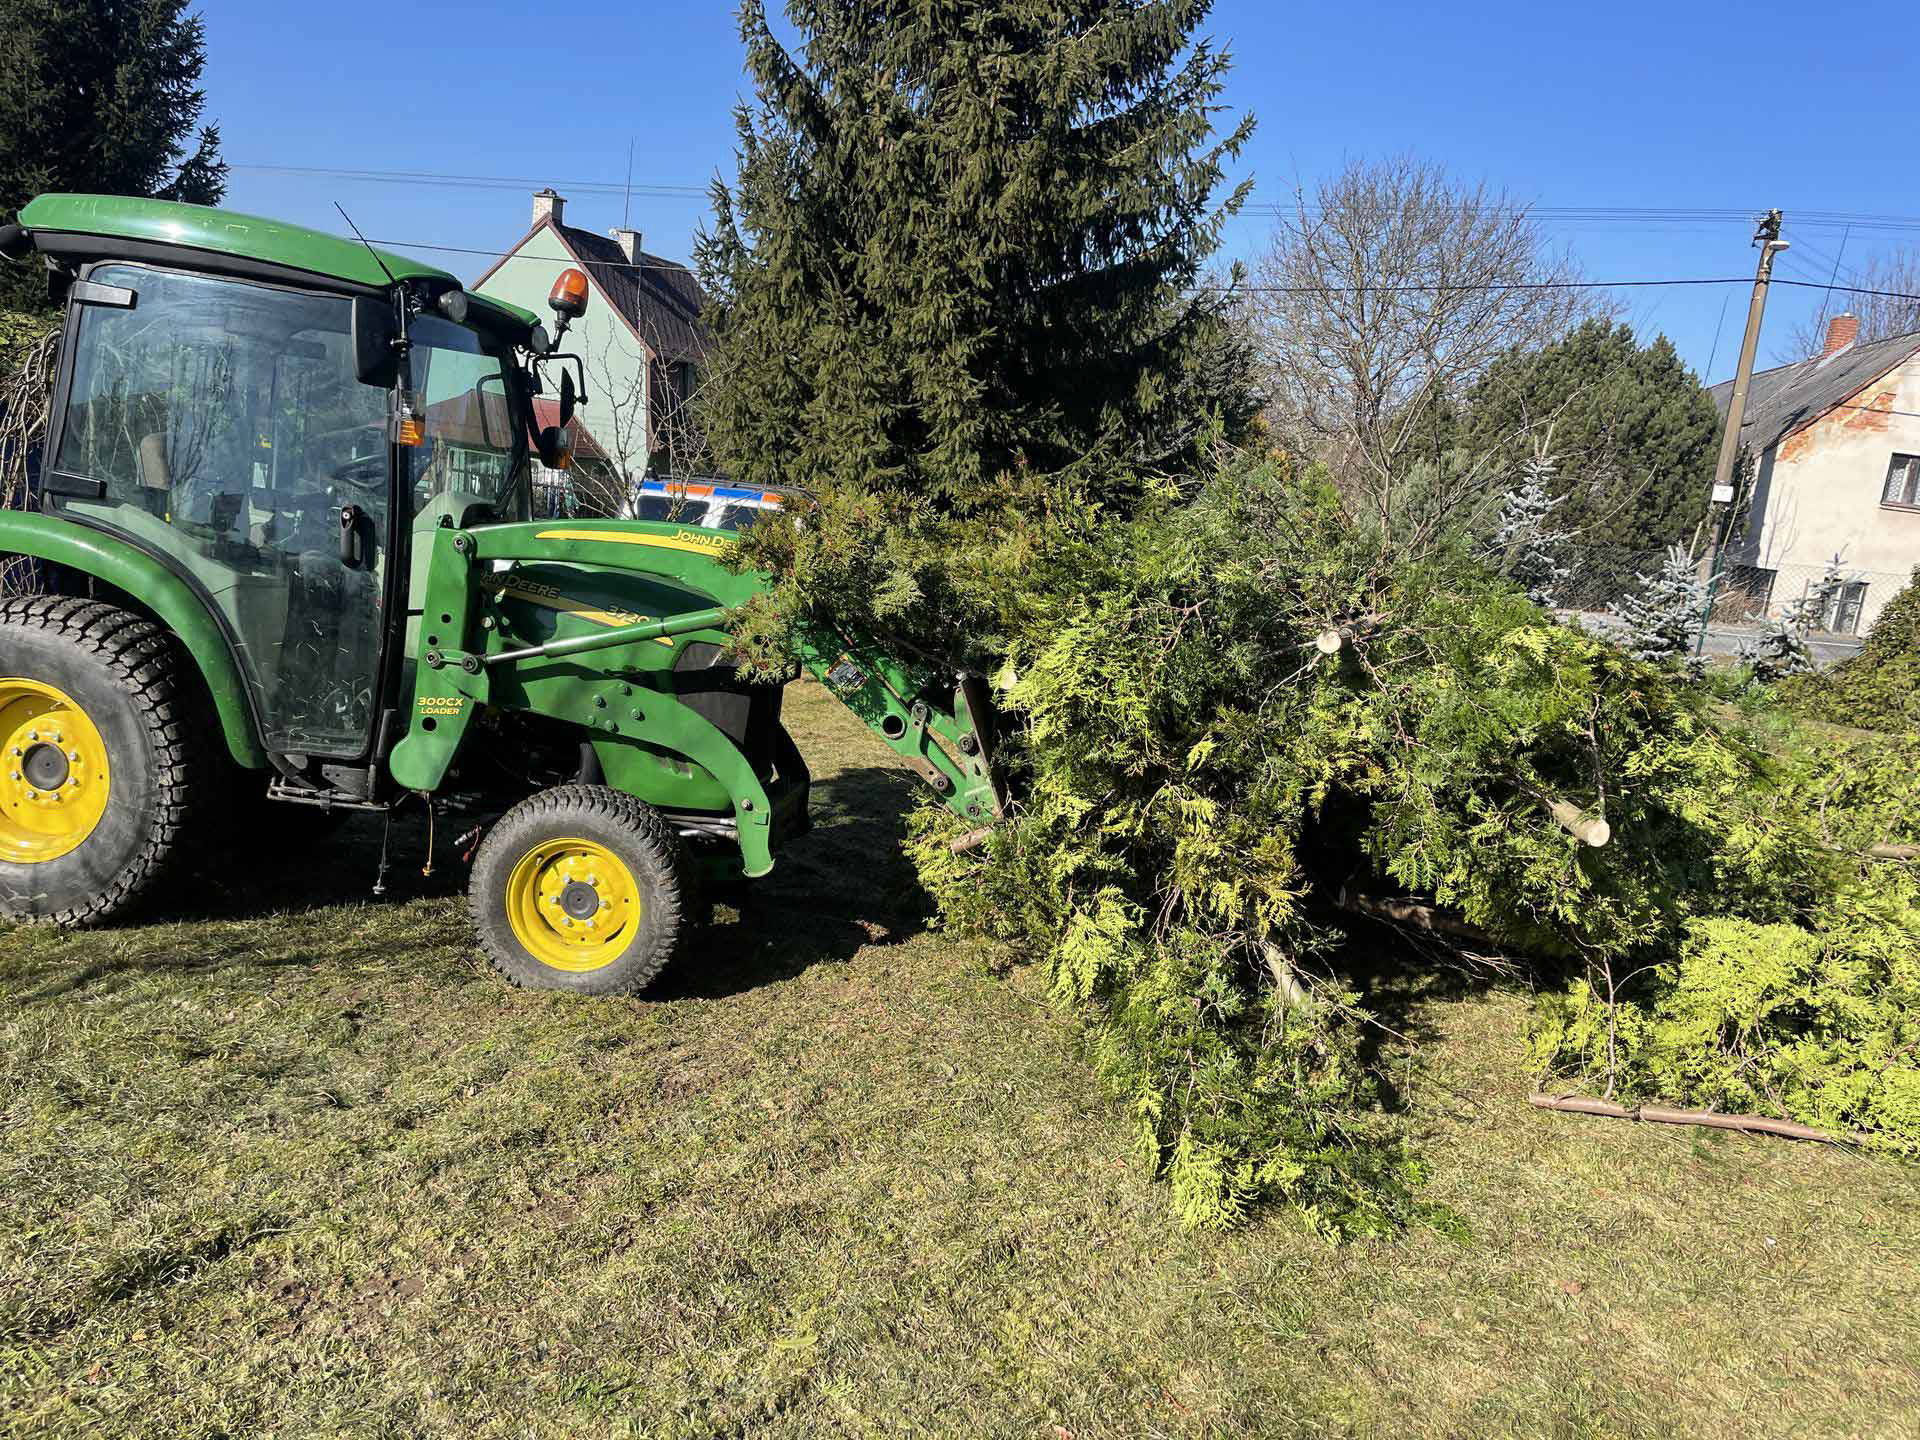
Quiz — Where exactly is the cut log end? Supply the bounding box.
[949,826,996,856]
[1547,798,1611,849]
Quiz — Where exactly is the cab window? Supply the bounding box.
[50,263,391,757]
[407,314,529,522]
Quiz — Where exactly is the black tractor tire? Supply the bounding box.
[0,595,208,926]
[468,784,690,996]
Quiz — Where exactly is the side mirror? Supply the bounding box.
[558,368,577,429]
[352,297,402,388]
[536,425,572,471]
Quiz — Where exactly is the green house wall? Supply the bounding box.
[472,223,652,479]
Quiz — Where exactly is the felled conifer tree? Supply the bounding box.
[696,0,1255,670]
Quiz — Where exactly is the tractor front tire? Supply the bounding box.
[0,596,207,926]
[469,785,690,995]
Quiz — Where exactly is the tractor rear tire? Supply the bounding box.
[0,596,207,926]
[468,784,689,995]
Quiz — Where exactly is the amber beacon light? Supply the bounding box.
[549,267,590,319]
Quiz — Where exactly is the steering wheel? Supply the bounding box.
[330,451,388,491]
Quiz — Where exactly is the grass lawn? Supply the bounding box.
[3,679,1917,1439]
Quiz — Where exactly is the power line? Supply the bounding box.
[1221,276,1920,299]
[1777,276,1920,303]
[231,163,1920,234]
[370,237,696,274]
[355,228,1920,303]
[1229,275,1751,294]
[235,162,709,200]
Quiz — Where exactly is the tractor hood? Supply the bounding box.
[479,560,725,666]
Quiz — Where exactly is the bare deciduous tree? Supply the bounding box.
[648,356,719,480]
[1253,154,1605,527]
[571,330,653,517]
[1790,246,1920,358]
[570,331,719,518]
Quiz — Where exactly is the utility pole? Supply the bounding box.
[1695,210,1787,651]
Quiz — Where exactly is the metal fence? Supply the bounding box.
[1540,544,1913,668]
[1550,548,1905,635]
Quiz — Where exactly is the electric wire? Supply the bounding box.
[350,230,1920,305]
[231,162,1920,234]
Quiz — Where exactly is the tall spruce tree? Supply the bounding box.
[0,0,226,312]
[697,0,1253,669]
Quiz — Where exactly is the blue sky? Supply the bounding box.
[201,0,1915,380]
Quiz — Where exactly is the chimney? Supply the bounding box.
[610,227,642,265]
[1822,312,1860,359]
[531,188,566,229]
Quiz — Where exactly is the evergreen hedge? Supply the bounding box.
[695,3,1917,1231]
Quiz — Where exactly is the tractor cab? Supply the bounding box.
[4,195,565,768]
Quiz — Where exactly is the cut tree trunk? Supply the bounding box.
[1547,798,1611,848]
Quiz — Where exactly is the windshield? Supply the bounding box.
[406,313,530,521]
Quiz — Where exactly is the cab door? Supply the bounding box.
[44,263,394,760]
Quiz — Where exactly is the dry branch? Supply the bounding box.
[1,325,61,595]
[1528,1092,1851,1144]
[1336,888,1499,946]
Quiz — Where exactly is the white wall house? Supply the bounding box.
[1712,314,1920,635]
[472,189,709,497]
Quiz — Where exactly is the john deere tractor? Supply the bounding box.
[0,195,1001,992]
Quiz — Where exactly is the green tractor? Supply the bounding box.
[0,194,1002,992]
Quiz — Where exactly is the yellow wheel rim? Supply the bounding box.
[0,678,111,865]
[504,836,642,974]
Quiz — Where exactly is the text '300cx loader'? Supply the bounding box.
[0,195,1002,992]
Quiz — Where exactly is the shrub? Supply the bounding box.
[1779,569,1920,733]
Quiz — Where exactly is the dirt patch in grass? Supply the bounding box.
[3,680,1917,1438]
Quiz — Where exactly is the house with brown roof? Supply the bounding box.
[1710,313,1920,635]
[472,189,710,493]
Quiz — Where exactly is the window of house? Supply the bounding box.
[1818,581,1869,635]
[1885,453,1920,509]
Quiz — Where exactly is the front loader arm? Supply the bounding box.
[389,522,780,873]
[791,629,1005,827]
[389,519,1004,877]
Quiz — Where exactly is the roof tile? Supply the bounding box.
[1709,330,1920,452]
[558,223,709,363]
